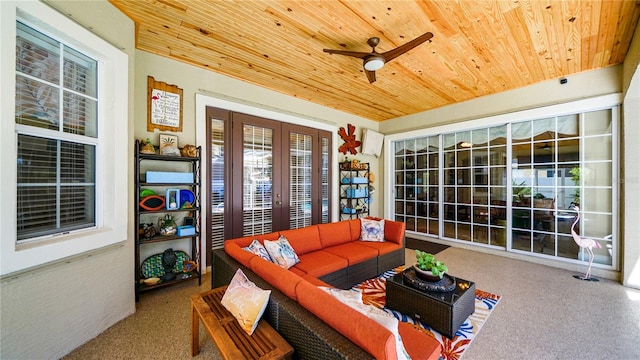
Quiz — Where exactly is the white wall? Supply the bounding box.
[133,49,382,255]
[0,1,136,359]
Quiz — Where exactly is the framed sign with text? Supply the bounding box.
[147,76,183,132]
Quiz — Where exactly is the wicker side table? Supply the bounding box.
[386,272,475,339]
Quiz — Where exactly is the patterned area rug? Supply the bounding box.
[353,267,501,360]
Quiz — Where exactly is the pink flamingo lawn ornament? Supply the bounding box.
[571,205,601,281]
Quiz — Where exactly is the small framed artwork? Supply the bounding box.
[159,133,180,155]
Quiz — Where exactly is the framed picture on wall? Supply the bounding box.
[159,133,179,156]
[147,76,183,132]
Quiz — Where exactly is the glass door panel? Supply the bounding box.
[242,124,274,236]
[289,132,312,229]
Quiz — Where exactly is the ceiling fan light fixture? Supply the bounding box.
[364,56,385,71]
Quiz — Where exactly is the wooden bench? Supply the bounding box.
[191,286,294,359]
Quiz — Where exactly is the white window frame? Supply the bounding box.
[1,1,128,275]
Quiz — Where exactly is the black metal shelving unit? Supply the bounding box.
[339,161,371,219]
[134,139,202,301]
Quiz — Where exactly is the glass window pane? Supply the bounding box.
[512,143,531,164]
[557,138,579,162]
[472,128,488,146]
[457,149,470,166]
[533,117,555,140]
[60,141,95,183]
[456,131,471,149]
[17,135,57,183]
[583,162,612,187]
[490,146,507,165]
[16,22,60,83]
[490,167,506,185]
[533,141,555,163]
[512,121,531,143]
[17,186,56,240]
[582,188,612,213]
[63,91,97,137]
[63,45,97,97]
[584,136,611,161]
[416,138,428,153]
[473,148,488,166]
[558,114,579,138]
[443,133,456,150]
[584,109,611,136]
[15,76,60,128]
[490,125,507,145]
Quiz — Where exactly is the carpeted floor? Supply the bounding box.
[63,246,640,360]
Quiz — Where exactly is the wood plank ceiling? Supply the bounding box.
[110,0,640,122]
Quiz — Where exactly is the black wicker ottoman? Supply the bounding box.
[385,271,475,339]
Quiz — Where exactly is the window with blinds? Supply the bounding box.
[15,21,98,241]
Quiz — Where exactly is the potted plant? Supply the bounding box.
[414,250,448,281]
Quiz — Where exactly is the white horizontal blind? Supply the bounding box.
[15,21,97,241]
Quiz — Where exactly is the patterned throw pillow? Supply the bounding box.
[244,239,273,262]
[264,236,300,269]
[360,218,385,242]
[319,287,410,360]
[221,269,271,335]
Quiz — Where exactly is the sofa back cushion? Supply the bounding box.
[347,219,362,241]
[228,232,280,247]
[295,281,398,360]
[224,241,256,268]
[249,256,302,300]
[317,221,353,248]
[278,226,322,255]
[384,220,406,245]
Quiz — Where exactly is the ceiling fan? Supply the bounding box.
[323,32,433,83]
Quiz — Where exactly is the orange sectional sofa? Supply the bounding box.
[213,218,441,360]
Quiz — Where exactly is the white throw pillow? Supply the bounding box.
[360,218,385,242]
[264,235,300,269]
[221,269,271,335]
[319,287,410,360]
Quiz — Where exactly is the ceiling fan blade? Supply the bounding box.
[381,32,433,62]
[323,49,371,59]
[365,70,377,83]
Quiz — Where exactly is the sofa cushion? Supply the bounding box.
[320,287,410,360]
[317,221,353,248]
[264,236,300,269]
[293,250,348,277]
[357,240,403,256]
[398,322,442,360]
[249,256,302,300]
[295,281,398,360]
[220,269,271,336]
[279,226,323,255]
[323,242,378,265]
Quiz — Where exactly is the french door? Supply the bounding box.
[205,107,331,255]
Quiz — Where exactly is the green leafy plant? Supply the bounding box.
[415,250,448,279]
